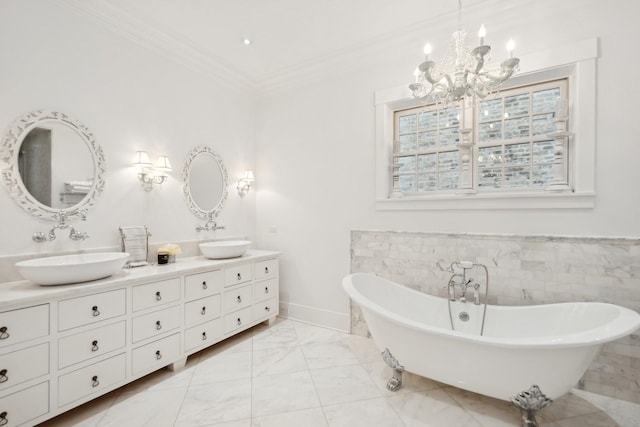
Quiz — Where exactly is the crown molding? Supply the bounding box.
[54,0,522,97]
[55,0,254,93]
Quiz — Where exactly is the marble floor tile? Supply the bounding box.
[442,386,521,427]
[190,349,253,385]
[38,388,120,427]
[252,324,299,351]
[310,364,382,406]
[322,397,405,427]
[95,387,188,427]
[252,346,308,377]
[363,360,443,396]
[175,378,252,426]
[252,407,328,427]
[301,337,361,369]
[35,318,640,427]
[387,388,484,427]
[251,370,321,417]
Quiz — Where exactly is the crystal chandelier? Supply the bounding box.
[409,1,520,105]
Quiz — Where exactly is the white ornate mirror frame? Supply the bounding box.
[182,145,228,229]
[0,110,106,221]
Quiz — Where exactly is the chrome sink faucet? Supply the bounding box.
[196,213,226,232]
[33,212,90,242]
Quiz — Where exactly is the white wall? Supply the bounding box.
[0,1,256,262]
[255,0,640,330]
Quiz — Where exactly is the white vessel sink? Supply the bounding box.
[15,252,130,286]
[199,240,251,259]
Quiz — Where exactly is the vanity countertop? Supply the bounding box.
[0,250,280,310]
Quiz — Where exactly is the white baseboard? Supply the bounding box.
[279,301,350,332]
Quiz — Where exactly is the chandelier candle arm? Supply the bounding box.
[409,4,520,105]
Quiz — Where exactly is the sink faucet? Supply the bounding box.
[196,213,226,232]
[33,212,89,242]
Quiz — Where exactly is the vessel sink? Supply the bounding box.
[199,240,251,259]
[15,252,130,286]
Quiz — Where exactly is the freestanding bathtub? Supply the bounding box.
[343,272,640,402]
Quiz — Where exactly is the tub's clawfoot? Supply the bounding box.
[511,385,552,427]
[381,348,405,391]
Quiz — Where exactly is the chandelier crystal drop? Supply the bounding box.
[409,2,520,105]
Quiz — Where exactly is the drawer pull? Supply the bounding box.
[265,306,271,312]
[156,350,162,360]
[265,266,269,274]
[237,317,242,326]
[155,291,162,301]
[202,281,208,289]
[91,375,100,388]
[236,295,242,303]
[0,411,8,426]
[92,306,100,317]
[237,273,242,281]
[155,320,162,330]
[91,340,99,352]
[202,332,207,340]
[264,286,269,294]
[0,327,8,340]
[201,306,206,315]
[0,369,7,383]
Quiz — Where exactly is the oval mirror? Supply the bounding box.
[0,110,106,221]
[182,146,228,220]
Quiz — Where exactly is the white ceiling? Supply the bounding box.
[61,0,483,89]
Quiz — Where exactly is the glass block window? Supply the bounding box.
[395,104,461,193]
[476,79,568,191]
[393,78,568,195]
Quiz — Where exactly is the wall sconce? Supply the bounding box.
[237,170,255,197]
[133,150,172,191]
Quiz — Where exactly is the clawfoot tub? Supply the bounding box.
[343,273,640,424]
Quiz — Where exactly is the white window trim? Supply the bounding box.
[375,38,597,210]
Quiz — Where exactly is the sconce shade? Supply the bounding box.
[242,170,255,182]
[155,155,172,171]
[133,151,152,166]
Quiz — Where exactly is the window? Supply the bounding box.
[393,79,568,195]
[375,38,597,210]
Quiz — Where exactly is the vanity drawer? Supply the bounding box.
[184,319,223,352]
[58,353,126,407]
[224,264,253,287]
[58,321,126,369]
[184,295,221,327]
[132,277,181,312]
[185,270,223,300]
[0,304,49,349]
[0,381,49,427]
[254,259,278,281]
[223,307,252,334]
[132,333,180,375]
[0,343,49,392]
[59,289,126,331]
[132,305,180,343]
[253,278,278,303]
[223,284,252,313]
[253,297,279,322]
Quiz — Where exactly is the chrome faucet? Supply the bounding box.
[33,212,89,242]
[196,213,226,232]
[444,261,481,305]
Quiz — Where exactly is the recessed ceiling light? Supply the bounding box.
[242,38,252,46]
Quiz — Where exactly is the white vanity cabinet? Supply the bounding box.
[0,250,279,426]
[0,304,51,427]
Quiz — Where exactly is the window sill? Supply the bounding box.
[375,191,595,211]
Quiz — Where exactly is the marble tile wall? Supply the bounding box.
[350,230,640,403]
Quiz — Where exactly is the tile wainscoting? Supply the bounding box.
[350,230,640,404]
